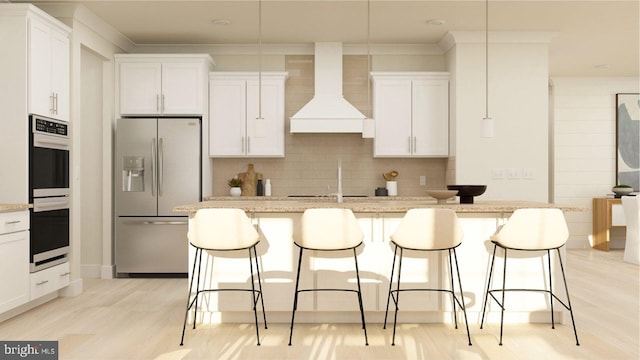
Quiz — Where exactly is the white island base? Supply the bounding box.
[182,204,573,327]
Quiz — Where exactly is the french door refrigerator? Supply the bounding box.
[115,118,201,276]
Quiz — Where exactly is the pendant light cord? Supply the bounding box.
[258,0,263,120]
[485,0,489,119]
[367,0,371,119]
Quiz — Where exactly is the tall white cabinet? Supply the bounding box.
[209,72,288,157]
[371,72,449,157]
[116,54,214,116]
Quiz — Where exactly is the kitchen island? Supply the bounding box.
[174,197,581,325]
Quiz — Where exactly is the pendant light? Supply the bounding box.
[257,0,263,121]
[481,0,494,138]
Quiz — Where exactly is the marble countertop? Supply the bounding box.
[0,203,32,212]
[174,196,583,214]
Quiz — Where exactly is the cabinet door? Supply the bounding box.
[120,62,162,115]
[246,79,285,157]
[373,79,412,157]
[161,63,204,115]
[209,79,246,156]
[28,17,53,118]
[50,29,69,121]
[412,79,449,157]
[0,230,30,313]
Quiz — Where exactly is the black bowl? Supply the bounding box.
[446,185,487,204]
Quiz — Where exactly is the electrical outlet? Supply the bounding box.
[419,175,426,186]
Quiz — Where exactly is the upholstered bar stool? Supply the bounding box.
[383,208,472,346]
[480,208,579,346]
[288,208,368,346]
[180,208,266,346]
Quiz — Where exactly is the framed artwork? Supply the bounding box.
[616,93,640,191]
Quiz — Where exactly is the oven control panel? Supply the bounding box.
[34,117,68,136]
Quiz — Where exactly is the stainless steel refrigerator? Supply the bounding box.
[114,118,201,276]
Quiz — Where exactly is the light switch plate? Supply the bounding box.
[523,167,535,179]
[492,168,506,179]
[419,175,426,186]
[508,167,522,179]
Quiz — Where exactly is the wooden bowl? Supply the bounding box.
[426,189,458,204]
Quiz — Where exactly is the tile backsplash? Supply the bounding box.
[209,55,447,196]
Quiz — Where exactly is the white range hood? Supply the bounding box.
[290,42,368,134]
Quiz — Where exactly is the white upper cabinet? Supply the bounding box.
[371,72,449,157]
[209,72,288,157]
[116,54,214,116]
[28,16,70,121]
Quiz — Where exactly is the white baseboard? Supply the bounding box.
[101,264,115,279]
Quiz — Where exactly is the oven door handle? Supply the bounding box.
[33,197,70,212]
[33,133,70,150]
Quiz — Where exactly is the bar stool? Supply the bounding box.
[480,208,580,346]
[383,208,472,346]
[288,208,368,346]
[180,208,266,346]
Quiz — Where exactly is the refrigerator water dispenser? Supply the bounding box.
[122,156,144,192]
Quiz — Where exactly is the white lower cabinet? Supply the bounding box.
[0,211,30,314]
[30,262,70,301]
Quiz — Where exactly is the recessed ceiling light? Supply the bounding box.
[212,19,231,26]
[426,19,446,26]
[594,64,611,69]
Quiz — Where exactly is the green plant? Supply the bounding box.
[614,184,632,188]
[227,177,243,187]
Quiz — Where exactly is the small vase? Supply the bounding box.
[229,187,241,197]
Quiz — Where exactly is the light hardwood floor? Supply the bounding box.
[0,249,637,360]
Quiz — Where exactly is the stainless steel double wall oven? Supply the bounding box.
[29,114,70,272]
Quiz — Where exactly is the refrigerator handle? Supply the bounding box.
[158,137,164,197]
[151,137,157,197]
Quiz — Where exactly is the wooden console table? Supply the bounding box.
[592,197,624,251]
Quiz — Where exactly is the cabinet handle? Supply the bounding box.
[156,94,160,113]
[408,137,412,153]
[247,137,251,154]
[60,272,71,277]
[161,94,165,113]
[54,93,58,115]
[413,136,417,153]
[5,220,21,225]
[50,93,55,114]
[36,280,49,286]
[242,136,245,153]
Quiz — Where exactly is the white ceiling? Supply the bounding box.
[14,0,640,76]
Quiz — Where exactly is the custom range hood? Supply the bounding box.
[290,42,368,134]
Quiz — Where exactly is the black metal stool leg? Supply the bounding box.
[288,246,304,346]
[353,248,369,345]
[192,249,204,330]
[499,248,507,346]
[391,247,404,346]
[556,248,580,346]
[547,249,555,329]
[480,244,497,329]
[180,247,201,346]
[383,244,399,329]
[248,248,261,346]
[447,249,459,329]
[452,248,472,346]
[253,246,268,329]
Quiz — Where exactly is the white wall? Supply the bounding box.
[552,77,639,248]
[445,32,552,202]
